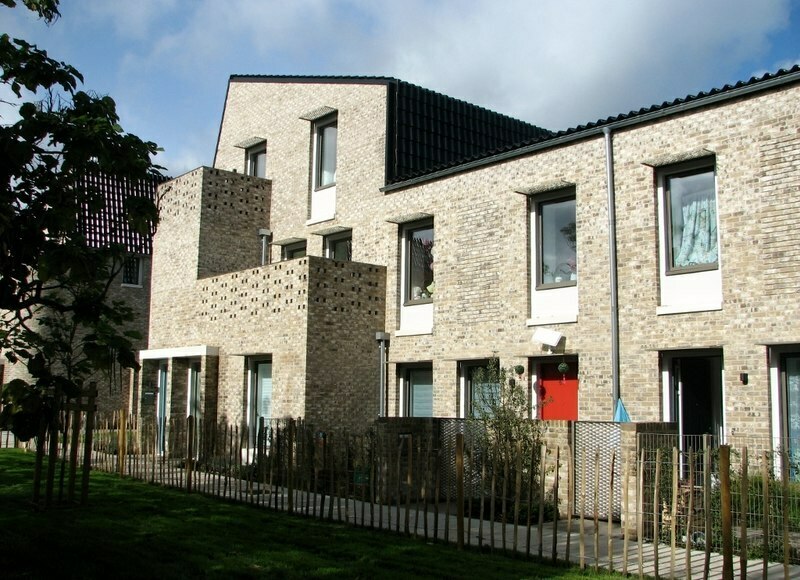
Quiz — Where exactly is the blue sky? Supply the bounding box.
[3,0,800,177]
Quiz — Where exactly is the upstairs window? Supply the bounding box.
[405,222,434,303]
[325,232,352,261]
[406,366,433,417]
[122,256,142,286]
[247,144,266,178]
[537,193,576,287]
[282,241,307,261]
[314,118,337,190]
[663,163,717,274]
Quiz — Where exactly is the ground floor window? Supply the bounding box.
[401,366,433,417]
[780,352,800,472]
[187,361,201,419]
[459,359,500,418]
[248,360,273,437]
[156,362,168,454]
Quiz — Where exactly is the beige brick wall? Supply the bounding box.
[215,80,388,263]
[144,77,800,444]
[147,155,387,431]
[1,257,152,414]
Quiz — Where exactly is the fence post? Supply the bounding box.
[118,409,128,477]
[739,446,748,580]
[80,383,97,505]
[186,415,195,493]
[719,445,733,580]
[455,432,464,550]
[782,449,791,577]
[66,394,82,502]
[288,419,294,514]
[652,447,661,579]
[761,450,770,577]
[405,433,413,535]
[703,435,712,576]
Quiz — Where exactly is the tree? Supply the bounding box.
[469,359,544,523]
[0,0,162,502]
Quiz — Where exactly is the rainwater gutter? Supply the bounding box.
[603,127,621,415]
[381,69,800,193]
[375,332,390,417]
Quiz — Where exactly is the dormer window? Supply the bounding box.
[314,118,337,190]
[247,144,266,178]
[235,137,267,178]
[301,107,338,223]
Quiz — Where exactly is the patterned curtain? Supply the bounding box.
[674,191,717,268]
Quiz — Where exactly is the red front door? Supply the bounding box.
[538,362,578,420]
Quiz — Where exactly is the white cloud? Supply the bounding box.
[339,0,791,129]
[3,0,794,176]
[75,0,181,41]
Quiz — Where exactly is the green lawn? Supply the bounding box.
[0,450,620,579]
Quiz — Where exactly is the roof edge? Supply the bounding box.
[382,66,800,192]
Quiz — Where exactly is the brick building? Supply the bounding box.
[1,172,160,413]
[140,69,800,454]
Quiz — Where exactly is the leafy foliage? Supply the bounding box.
[0,0,162,441]
[469,359,543,500]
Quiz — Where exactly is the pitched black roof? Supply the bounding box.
[78,172,166,255]
[384,65,800,188]
[386,80,552,181]
[229,67,800,188]
[227,74,552,184]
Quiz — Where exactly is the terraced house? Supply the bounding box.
[0,173,161,415]
[137,68,800,459]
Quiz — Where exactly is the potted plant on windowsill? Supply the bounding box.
[542,264,554,284]
[555,260,577,282]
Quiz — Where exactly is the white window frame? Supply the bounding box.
[528,190,578,326]
[397,219,434,336]
[186,360,202,419]
[314,117,337,190]
[656,159,722,315]
[458,359,499,419]
[768,345,800,476]
[247,358,272,429]
[399,365,433,417]
[309,115,337,224]
[282,241,307,261]
[246,142,266,178]
[325,231,352,261]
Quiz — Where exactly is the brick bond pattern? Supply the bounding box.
[142,78,800,442]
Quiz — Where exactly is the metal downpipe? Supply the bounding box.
[603,127,621,415]
[375,332,390,417]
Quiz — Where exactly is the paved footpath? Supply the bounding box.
[178,467,800,579]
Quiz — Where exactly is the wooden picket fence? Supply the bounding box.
[9,412,800,578]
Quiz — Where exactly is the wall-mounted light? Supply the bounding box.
[532,328,563,353]
[739,373,748,385]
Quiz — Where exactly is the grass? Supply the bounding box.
[0,450,621,579]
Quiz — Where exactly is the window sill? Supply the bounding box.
[665,264,718,276]
[121,283,143,288]
[395,328,433,337]
[403,298,433,307]
[656,303,722,315]
[537,279,577,290]
[527,313,577,326]
[306,216,335,226]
